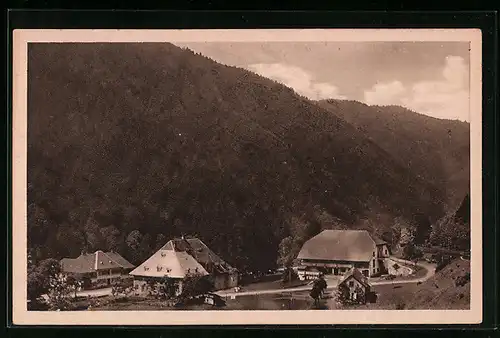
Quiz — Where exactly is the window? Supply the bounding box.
[372,251,375,257]
[348,281,354,287]
[373,260,375,267]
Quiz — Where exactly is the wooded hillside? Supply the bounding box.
[318,99,470,211]
[28,43,450,271]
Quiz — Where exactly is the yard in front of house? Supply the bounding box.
[64,282,421,311]
[81,291,319,311]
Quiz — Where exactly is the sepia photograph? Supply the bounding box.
[12,29,482,325]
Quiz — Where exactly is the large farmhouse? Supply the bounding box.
[296,230,390,279]
[130,236,239,295]
[60,250,135,287]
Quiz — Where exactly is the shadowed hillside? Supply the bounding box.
[408,258,470,309]
[429,193,470,251]
[28,43,445,271]
[318,99,470,211]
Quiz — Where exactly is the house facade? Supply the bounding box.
[130,236,239,296]
[296,230,390,279]
[60,250,135,288]
[338,267,372,304]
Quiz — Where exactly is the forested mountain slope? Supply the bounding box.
[28,43,445,271]
[318,99,470,211]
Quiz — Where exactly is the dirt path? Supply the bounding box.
[216,259,436,298]
[370,258,436,286]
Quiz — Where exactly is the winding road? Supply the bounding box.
[72,258,436,299]
[215,258,436,298]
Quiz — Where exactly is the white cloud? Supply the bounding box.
[363,56,470,121]
[247,63,346,100]
[364,81,407,106]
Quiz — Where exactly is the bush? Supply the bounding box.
[178,274,214,302]
[333,285,350,308]
[435,254,453,272]
[455,273,470,287]
[402,243,423,261]
[395,301,406,310]
[147,277,179,300]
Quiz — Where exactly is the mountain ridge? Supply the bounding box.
[28,42,448,271]
[318,98,470,211]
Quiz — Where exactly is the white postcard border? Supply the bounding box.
[12,28,483,325]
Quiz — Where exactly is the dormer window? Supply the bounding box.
[157,266,163,272]
[161,252,166,257]
[144,266,149,271]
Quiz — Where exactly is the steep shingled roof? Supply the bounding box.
[129,248,209,278]
[129,237,234,278]
[340,267,371,288]
[297,230,378,262]
[372,235,387,246]
[185,238,235,273]
[60,250,134,274]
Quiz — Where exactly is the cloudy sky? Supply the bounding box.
[175,41,470,122]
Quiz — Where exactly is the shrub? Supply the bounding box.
[178,274,214,302]
[455,273,470,287]
[45,273,74,311]
[435,255,453,272]
[395,300,406,309]
[402,243,423,261]
[333,284,350,307]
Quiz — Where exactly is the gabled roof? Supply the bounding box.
[297,230,378,262]
[372,235,387,246]
[129,248,208,278]
[60,250,134,274]
[185,238,235,273]
[130,237,236,279]
[340,268,371,288]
